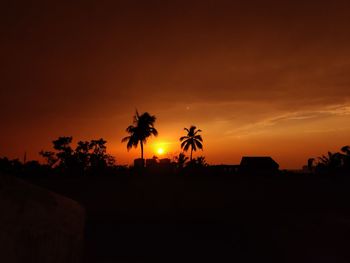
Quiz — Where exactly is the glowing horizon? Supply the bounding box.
[1,1,350,169]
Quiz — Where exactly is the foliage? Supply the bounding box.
[39,151,57,167]
[179,126,203,161]
[122,110,158,160]
[174,153,189,169]
[39,136,116,175]
[187,156,208,168]
[308,145,350,174]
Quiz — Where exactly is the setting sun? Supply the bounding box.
[152,140,172,157]
[157,148,165,155]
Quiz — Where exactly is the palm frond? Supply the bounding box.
[180,125,203,154]
[194,139,203,150]
[191,141,197,151]
[150,127,158,136]
[194,135,203,142]
[179,136,188,142]
[122,110,158,155]
[341,145,350,155]
[181,140,188,149]
[194,129,202,135]
[126,125,136,133]
[183,142,191,152]
[121,136,131,143]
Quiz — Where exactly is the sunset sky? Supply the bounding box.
[1,0,350,168]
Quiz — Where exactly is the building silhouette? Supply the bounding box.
[239,156,279,175]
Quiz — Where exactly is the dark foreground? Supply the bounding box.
[27,174,350,263]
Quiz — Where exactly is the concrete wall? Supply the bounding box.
[0,174,85,263]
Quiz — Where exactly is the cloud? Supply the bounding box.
[221,102,350,137]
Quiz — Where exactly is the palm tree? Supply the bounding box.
[341,145,350,169]
[341,145,350,156]
[121,111,158,161]
[179,125,203,161]
[318,151,342,170]
[307,158,315,171]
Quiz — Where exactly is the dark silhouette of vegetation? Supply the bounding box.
[180,125,203,161]
[89,139,115,172]
[51,136,75,170]
[122,111,158,164]
[0,139,117,177]
[0,105,347,178]
[341,145,350,170]
[318,152,342,170]
[38,136,116,176]
[174,153,189,169]
[307,158,315,172]
[38,151,57,168]
[187,156,208,168]
[194,156,208,167]
[307,145,350,174]
[0,115,348,263]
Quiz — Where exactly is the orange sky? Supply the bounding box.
[1,0,350,168]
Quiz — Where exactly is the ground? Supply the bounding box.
[26,174,350,263]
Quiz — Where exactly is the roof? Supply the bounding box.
[240,156,279,170]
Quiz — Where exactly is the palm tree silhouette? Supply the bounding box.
[307,158,315,171]
[341,145,350,169]
[179,125,203,161]
[318,151,342,170]
[341,145,350,156]
[122,111,158,161]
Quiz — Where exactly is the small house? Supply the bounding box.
[239,156,279,175]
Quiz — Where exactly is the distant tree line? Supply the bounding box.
[39,136,117,175]
[0,137,123,177]
[0,110,208,177]
[2,109,348,177]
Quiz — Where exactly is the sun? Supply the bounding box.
[157,148,165,155]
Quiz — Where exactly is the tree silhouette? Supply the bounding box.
[307,158,315,172]
[75,141,91,170]
[174,152,189,169]
[317,151,343,171]
[180,125,203,161]
[341,145,350,155]
[310,146,350,174]
[341,145,350,170]
[39,137,116,175]
[122,111,158,162]
[187,156,208,168]
[52,136,74,169]
[194,156,208,167]
[89,139,110,170]
[39,150,57,167]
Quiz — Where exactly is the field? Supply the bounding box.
[27,174,350,263]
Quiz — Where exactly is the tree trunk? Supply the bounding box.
[190,147,193,162]
[140,141,144,159]
[140,141,144,167]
